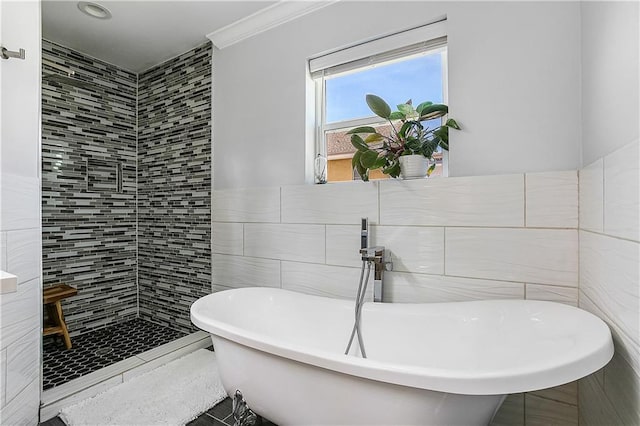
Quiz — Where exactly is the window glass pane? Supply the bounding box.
[325,52,442,124]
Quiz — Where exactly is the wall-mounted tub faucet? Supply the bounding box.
[346,219,394,358]
[360,246,392,303]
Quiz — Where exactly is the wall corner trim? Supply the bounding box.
[206,0,338,49]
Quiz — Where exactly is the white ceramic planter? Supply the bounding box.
[399,154,429,179]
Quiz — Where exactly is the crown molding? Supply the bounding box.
[207,1,338,49]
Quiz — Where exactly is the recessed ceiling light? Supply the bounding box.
[77,1,112,20]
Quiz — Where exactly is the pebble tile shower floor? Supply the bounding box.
[43,318,186,390]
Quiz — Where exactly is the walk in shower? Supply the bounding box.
[41,39,212,390]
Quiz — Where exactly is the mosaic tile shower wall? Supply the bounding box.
[137,42,212,333]
[42,40,138,336]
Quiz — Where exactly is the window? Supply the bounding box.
[310,20,448,182]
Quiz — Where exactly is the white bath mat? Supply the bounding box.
[59,349,227,426]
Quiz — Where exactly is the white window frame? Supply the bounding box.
[310,19,449,180]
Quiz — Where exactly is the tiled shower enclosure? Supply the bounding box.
[41,40,211,346]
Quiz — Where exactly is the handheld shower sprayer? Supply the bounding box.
[361,217,368,250]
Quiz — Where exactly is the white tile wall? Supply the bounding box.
[531,381,578,406]
[0,174,40,231]
[281,182,379,224]
[0,377,39,425]
[490,393,524,426]
[379,174,524,227]
[212,254,280,288]
[4,328,39,403]
[326,225,445,274]
[212,223,243,255]
[525,394,578,426]
[603,351,640,425]
[579,373,623,425]
[578,141,640,425]
[445,228,578,286]
[5,229,40,285]
[373,226,444,275]
[604,140,640,241]
[213,171,585,426]
[579,158,604,233]
[281,261,371,300]
[0,232,6,270]
[525,171,578,228]
[525,284,578,306]
[0,278,39,350]
[580,230,639,346]
[212,187,280,223]
[384,272,524,303]
[244,223,325,263]
[0,349,6,407]
[326,225,362,267]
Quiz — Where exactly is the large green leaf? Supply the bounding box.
[365,94,391,119]
[419,104,448,120]
[446,118,460,130]
[352,151,362,169]
[397,103,415,117]
[350,134,369,152]
[416,101,433,115]
[359,150,379,169]
[346,126,377,135]
[372,156,387,169]
[364,133,384,144]
[398,121,414,139]
[389,111,405,120]
[382,161,401,178]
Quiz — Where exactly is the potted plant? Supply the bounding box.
[347,94,460,181]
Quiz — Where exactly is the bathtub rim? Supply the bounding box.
[190,287,614,396]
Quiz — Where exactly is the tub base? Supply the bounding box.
[213,336,505,426]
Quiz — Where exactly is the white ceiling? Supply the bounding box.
[42,0,277,73]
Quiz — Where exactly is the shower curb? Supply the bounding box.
[40,331,211,422]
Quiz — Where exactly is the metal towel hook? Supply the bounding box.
[1,46,26,60]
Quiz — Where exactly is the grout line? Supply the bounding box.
[523,173,527,227]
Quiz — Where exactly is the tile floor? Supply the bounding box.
[43,318,186,390]
[40,397,278,426]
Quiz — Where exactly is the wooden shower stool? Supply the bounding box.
[43,284,77,350]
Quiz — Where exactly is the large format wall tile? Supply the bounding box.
[212,223,243,255]
[137,42,212,333]
[212,187,280,223]
[604,140,640,241]
[579,373,623,426]
[281,261,371,300]
[525,171,578,228]
[244,223,325,263]
[445,228,578,286]
[325,225,444,274]
[384,272,524,303]
[373,226,444,275]
[580,230,639,346]
[0,174,40,231]
[579,158,604,232]
[212,254,280,289]
[525,284,577,306]
[524,394,578,426]
[5,328,39,402]
[0,279,39,350]
[5,229,40,285]
[0,377,39,425]
[326,225,361,267]
[281,182,378,224]
[379,174,524,227]
[604,351,640,425]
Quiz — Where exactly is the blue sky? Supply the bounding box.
[325,53,443,123]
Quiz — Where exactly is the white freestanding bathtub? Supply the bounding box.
[191,287,613,426]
